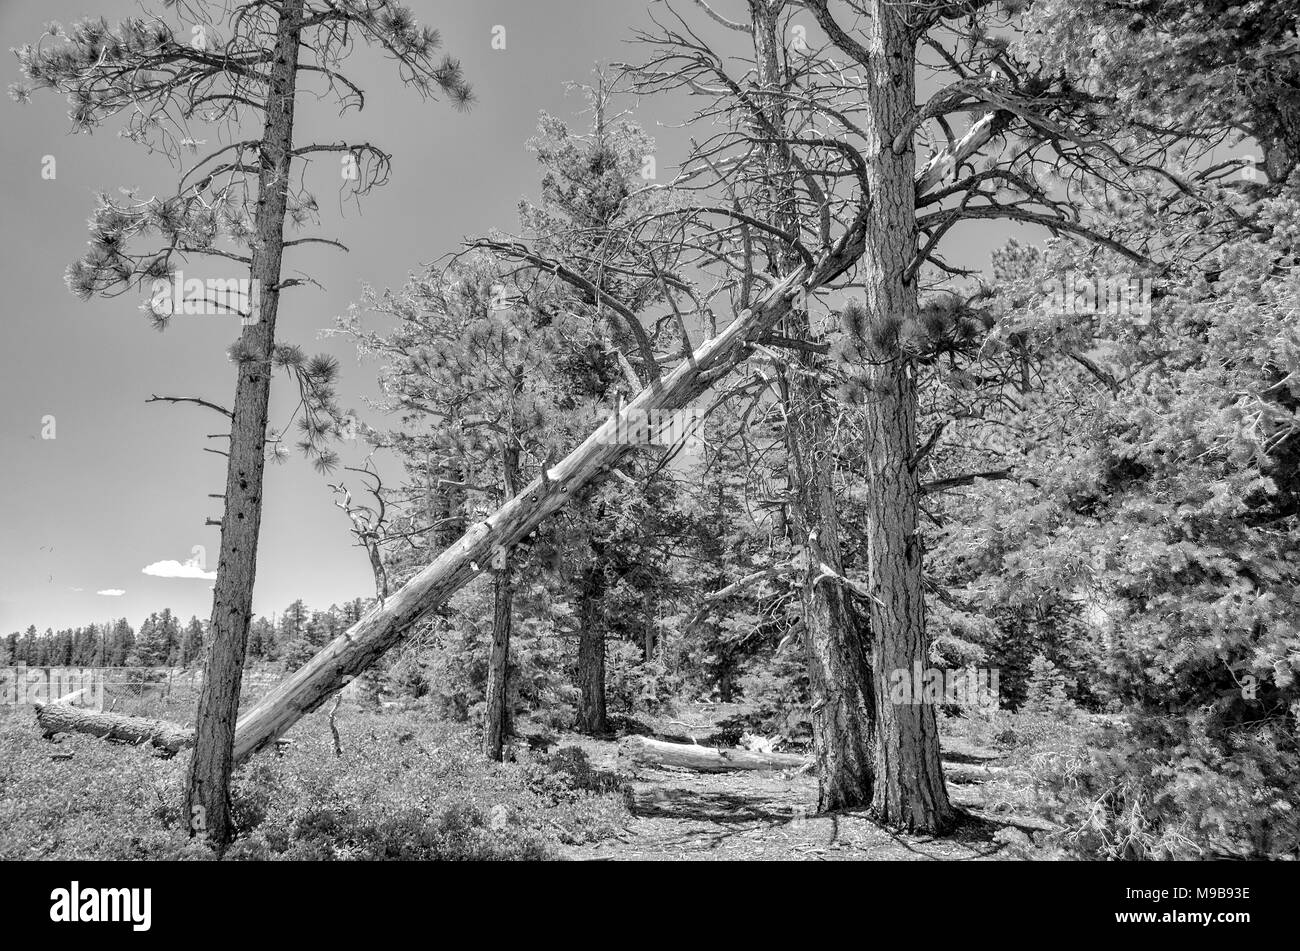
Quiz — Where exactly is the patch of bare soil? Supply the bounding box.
[554,724,1032,861]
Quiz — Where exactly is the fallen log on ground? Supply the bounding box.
[621,735,809,772]
[621,736,1009,783]
[941,761,1009,785]
[940,736,1006,763]
[33,702,193,757]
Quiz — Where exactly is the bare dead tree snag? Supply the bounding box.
[747,0,881,816]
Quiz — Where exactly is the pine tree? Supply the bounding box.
[621,0,1231,830]
[498,81,674,739]
[71,627,97,666]
[340,83,670,755]
[277,601,323,670]
[18,626,36,666]
[1027,0,1300,184]
[674,416,790,707]
[246,617,270,663]
[107,619,134,667]
[14,0,471,847]
[158,609,181,666]
[30,631,48,667]
[130,613,170,667]
[345,250,597,756]
[179,617,206,667]
[49,630,74,666]
[1025,654,1074,717]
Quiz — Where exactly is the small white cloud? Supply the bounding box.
[142,559,216,581]
[97,589,126,597]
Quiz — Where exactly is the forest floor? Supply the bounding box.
[1,695,1072,861]
[551,705,1052,861]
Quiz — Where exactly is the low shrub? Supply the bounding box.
[0,706,629,861]
[1024,713,1300,860]
[0,710,207,860]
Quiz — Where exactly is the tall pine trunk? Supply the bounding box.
[642,588,656,661]
[749,0,876,811]
[482,445,519,760]
[482,566,514,757]
[185,0,305,848]
[576,560,607,734]
[857,1,952,832]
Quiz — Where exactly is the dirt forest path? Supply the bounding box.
[558,726,1024,861]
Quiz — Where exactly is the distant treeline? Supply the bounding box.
[2,598,368,670]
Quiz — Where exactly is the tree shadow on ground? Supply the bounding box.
[631,785,795,824]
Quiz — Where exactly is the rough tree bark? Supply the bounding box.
[576,557,608,734]
[34,703,192,757]
[186,0,305,848]
[642,589,656,661]
[482,444,519,760]
[749,0,877,811]
[854,1,953,831]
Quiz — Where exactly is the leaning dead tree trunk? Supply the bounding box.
[229,264,821,762]
[27,266,823,760]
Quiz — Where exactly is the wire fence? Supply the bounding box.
[0,665,288,717]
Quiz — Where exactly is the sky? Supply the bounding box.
[0,0,1028,636]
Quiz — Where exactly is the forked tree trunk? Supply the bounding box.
[856,1,952,832]
[186,0,305,849]
[749,0,876,811]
